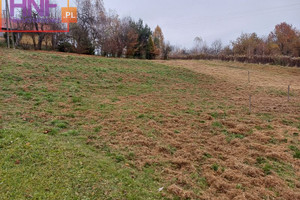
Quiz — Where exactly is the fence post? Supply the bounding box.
[248,71,250,83]
[249,95,252,114]
[288,85,290,102]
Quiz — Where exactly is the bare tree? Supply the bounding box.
[211,39,222,55]
[71,0,106,54]
[193,36,203,54]
[162,41,173,60]
[14,0,63,50]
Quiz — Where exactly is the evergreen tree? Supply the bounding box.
[130,19,152,58]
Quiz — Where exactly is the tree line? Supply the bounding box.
[3,0,300,63]
[63,0,172,59]
[172,22,300,58]
[4,0,171,59]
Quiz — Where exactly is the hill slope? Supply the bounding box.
[0,49,299,199]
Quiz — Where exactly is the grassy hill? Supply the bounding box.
[0,49,299,199]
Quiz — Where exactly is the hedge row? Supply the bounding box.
[169,54,300,67]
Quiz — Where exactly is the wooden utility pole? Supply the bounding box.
[5,0,15,49]
[5,0,10,48]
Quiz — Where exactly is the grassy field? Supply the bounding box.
[0,48,300,199]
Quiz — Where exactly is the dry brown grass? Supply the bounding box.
[84,60,300,199]
[156,59,300,114]
[157,60,300,89]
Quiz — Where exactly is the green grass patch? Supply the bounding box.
[211,163,219,171]
[289,146,300,159]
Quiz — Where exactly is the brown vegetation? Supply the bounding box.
[85,58,300,199]
[169,54,300,67]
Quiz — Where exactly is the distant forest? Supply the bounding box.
[174,22,300,58]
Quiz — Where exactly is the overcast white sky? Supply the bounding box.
[3,0,300,48]
[103,0,300,48]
